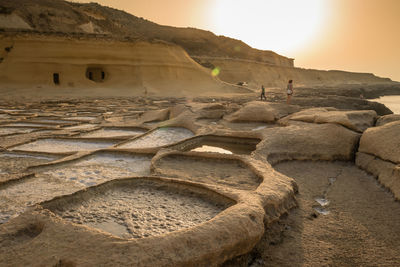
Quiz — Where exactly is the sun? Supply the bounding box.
[210,0,330,56]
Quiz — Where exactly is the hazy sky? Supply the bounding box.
[71,0,400,81]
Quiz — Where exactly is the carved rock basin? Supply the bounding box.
[41,178,235,239]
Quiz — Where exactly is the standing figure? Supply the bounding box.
[260,85,266,101]
[286,80,294,104]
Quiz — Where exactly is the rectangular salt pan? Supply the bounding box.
[4,122,56,127]
[11,139,116,153]
[63,116,98,121]
[0,127,37,136]
[0,152,58,161]
[32,119,78,124]
[63,124,98,131]
[81,128,147,138]
[0,176,84,224]
[41,153,152,187]
[118,127,194,149]
[0,152,59,177]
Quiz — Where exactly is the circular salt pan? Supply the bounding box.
[42,179,234,239]
[118,127,194,149]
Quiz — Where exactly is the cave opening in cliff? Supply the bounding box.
[53,73,60,85]
[86,67,106,83]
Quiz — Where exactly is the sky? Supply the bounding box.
[71,0,400,82]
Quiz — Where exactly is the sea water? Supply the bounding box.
[372,95,400,114]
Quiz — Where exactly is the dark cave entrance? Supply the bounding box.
[86,67,106,83]
[53,73,60,85]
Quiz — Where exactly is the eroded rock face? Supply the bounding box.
[137,108,170,124]
[291,96,393,116]
[254,123,360,164]
[356,152,400,200]
[356,121,400,199]
[376,114,400,126]
[225,101,301,123]
[280,108,377,132]
[359,121,400,163]
[191,103,227,120]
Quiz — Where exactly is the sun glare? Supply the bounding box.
[211,0,330,56]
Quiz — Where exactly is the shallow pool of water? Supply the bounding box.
[313,206,330,215]
[191,140,257,155]
[181,136,260,155]
[191,145,233,154]
[11,139,116,153]
[315,197,330,207]
[118,127,194,149]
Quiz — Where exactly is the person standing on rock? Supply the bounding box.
[286,80,294,104]
[260,85,266,101]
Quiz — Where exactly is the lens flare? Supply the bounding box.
[211,67,221,77]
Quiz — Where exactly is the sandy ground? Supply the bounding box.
[256,161,400,267]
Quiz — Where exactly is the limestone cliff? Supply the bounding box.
[196,57,393,88]
[0,33,251,97]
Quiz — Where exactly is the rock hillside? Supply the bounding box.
[0,0,293,67]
